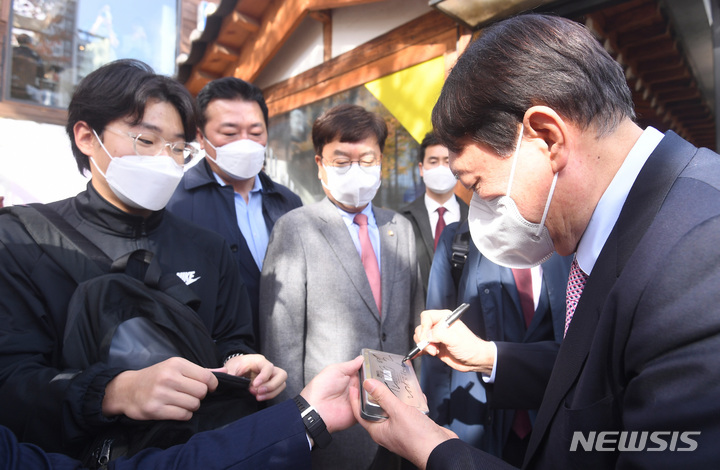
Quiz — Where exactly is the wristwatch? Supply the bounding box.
[293,395,332,449]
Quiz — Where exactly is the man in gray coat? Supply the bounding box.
[260,104,424,470]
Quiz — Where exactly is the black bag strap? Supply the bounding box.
[31,203,113,270]
[1,204,110,283]
[450,220,471,289]
[111,250,162,287]
[5,203,203,313]
[109,249,200,308]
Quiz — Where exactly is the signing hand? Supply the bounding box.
[224,354,287,401]
[413,309,495,374]
[102,357,219,421]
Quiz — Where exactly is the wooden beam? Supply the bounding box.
[308,10,331,22]
[625,37,677,60]
[208,42,240,63]
[308,9,332,62]
[323,12,332,62]
[266,32,455,116]
[230,10,261,33]
[656,89,700,104]
[185,69,221,96]
[228,0,312,82]
[600,2,662,31]
[263,11,456,106]
[215,11,259,48]
[227,0,385,82]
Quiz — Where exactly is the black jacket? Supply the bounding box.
[0,183,254,457]
[167,160,302,350]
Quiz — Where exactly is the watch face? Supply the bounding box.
[359,348,429,421]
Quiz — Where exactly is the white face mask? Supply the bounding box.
[205,138,265,180]
[468,124,557,269]
[91,129,184,211]
[322,164,382,208]
[422,165,457,194]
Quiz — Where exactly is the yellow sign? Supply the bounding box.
[365,56,445,144]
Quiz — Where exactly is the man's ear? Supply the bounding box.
[315,154,324,180]
[523,106,569,173]
[197,127,206,150]
[74,121,96,157]
[418,162,424,177]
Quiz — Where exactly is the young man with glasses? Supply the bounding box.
[0,59,286,461]
[259,104,424,470]
[167,78,302,352]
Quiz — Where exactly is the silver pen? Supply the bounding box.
[402,303,471,363]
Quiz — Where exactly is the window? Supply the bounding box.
[7,0,178,108]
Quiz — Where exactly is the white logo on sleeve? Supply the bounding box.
[176,271,201,285]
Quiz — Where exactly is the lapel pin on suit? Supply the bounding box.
[388,230,395,236]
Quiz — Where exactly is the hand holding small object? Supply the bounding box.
[402,303,470,363]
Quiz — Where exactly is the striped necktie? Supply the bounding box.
[564,257,588,337]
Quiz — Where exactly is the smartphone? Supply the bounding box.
[359,348,429,421]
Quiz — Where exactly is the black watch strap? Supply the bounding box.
[293,395,332,449]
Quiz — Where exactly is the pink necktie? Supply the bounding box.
[511,268,534,439]
[434,207,447,251]
[354,213,382,314]
[564,258,588,337]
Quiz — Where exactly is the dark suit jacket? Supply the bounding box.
[426,131,720,469]
[400,194,469,296]
[167,160,302,350]
[422,222,570,457]
[1,400,311,470]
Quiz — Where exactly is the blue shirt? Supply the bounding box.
[214,172,269,270]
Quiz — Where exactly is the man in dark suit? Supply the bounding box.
[167,78,302,350]
[351,14,720,469]
[400,132,468,296]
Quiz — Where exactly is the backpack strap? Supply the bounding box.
[3,204,202,311]
[1,204,110,283]
[31,203,113,270]
[111,249,201,309]
[111,250,162,287]
[450,221,471,289]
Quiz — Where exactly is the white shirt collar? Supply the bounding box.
[424,193,460,215]
[336,202,376,227]
[576,127,664,274]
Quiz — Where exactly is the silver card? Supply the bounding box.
[359,348,429,421]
